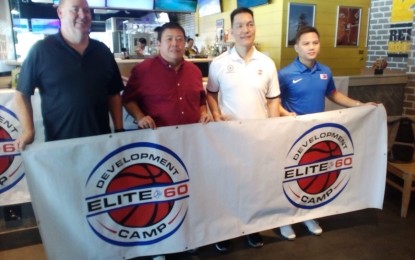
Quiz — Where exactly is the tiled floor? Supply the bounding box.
[1,185,414,260]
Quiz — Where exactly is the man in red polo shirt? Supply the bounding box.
[122,22,211,129]
[122,22,210,260]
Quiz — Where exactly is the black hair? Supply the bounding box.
[157,22,186,42]
[138,38,147,45]
[230,7,254,27]
[295,26,320,44]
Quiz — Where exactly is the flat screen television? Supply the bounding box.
[154,0,198,13]
[237,0,268,8]
[31,18,60,34]
[198,0,221,17]
[106,0,153,10]
[32,0,53,3]
[13,18,30,33]
[53,0,105,8]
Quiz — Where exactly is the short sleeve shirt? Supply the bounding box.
[17,32,124,141]
[278,57,336,115]
[206,47,280,120]
[122,56,206,127]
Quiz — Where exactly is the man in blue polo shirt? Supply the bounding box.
[278,26,373,240]
[14,0,124,150]
[278,26,365,116]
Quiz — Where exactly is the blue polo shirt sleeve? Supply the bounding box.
[277,70,287,93]
[326,75,336,97]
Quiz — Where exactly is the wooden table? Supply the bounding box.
[387,161,415,217]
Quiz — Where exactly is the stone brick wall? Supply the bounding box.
[409,7,415,75]
[404,75,415,115]
[366,0,408,71]
[403,5,415,115]
[367,0,415,115]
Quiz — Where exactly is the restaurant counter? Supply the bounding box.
[4,59,407,115]
[347,71,408,116]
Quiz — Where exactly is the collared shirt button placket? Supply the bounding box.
[176,81,185,118]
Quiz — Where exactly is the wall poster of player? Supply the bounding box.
[335,6,361,47]
[216,18,224,43]
[286,3,315,47]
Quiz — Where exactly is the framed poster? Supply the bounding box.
[335,6,361,47]
[286,3,315,46]
[216,19,224,42]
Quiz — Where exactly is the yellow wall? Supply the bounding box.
[196,0,370,76]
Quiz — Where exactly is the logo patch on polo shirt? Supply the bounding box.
[292,78,302,84]
[320,74,328,80]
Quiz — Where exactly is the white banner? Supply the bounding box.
[0,77,355,207]
[0,89,43,205]
[21,105,387,259]
[0,89,128,205]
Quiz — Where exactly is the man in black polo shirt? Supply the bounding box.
[14,0,124,149]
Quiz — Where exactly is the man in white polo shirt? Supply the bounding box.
[207,8,280,121]
[206,7,281,253]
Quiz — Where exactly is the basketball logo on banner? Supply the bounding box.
[0,105,24,194]
[283,123,354,209]
[85,142,189,246]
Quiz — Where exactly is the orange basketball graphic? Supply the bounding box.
[0,126,14,175]
[298,141,342,194]
[106,164,174,227]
